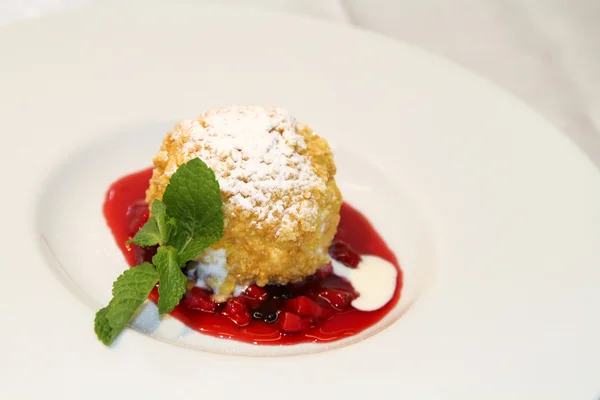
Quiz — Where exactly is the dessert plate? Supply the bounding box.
[1,1,599,398]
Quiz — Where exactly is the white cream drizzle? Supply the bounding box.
[331,256,398,311]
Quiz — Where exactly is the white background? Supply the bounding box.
[2,0,599,165]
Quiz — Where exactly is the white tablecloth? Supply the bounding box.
[2,0,599,166]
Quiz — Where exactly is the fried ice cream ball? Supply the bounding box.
[145,105,342,299]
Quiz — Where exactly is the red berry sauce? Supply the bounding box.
[103,167,403,345]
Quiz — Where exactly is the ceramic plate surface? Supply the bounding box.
[0,1,599,399]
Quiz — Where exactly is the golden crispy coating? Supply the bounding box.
[145,106,342,295]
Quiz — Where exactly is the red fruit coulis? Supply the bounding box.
[103,167,403,345]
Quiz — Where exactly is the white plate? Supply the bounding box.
[1,1,599,398]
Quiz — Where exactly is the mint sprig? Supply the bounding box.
[95,158,224,346]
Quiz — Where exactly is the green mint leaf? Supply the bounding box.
[127,217,161,247]
[127,199,174,247]
[94,307,115,346]
[94,262,159,346]
[162,158,224,263]
[170,231,213,265]
[151,199,176,244]
[152,246,187,314]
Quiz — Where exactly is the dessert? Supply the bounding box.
[146,106,342,300]
[96,105,403,346]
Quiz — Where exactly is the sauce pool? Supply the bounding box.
[103,167,403,345]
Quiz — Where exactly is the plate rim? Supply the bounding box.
[1,1,599,398]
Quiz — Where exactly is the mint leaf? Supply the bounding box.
[94,307,114,346]
[152,246,187,314]
[94,262,159,346]
[128,199,175,247]
[162,158,224,263]
[151,199,176,244]
[171,231,213,266]
[128,217,160,247]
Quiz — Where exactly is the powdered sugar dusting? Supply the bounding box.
[165,105,326,237]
